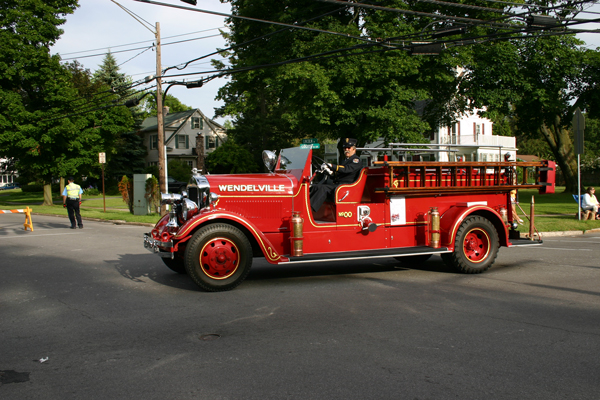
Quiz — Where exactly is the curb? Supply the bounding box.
[539,228,600,237]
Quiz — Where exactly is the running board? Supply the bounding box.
[283,246,451,265]
[508,237,543,247]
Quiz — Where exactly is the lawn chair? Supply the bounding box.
[573,194,592,220]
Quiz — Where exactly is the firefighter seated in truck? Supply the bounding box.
[310,137,362,213]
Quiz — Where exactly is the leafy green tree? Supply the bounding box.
[140,93,192,118]
[168,159,193,182]
[462,34,589,192]
[64,60,139,182]
[205,140,259,174]
[93,51,132,94]
[0,0,84,205]
[215,0,472,164]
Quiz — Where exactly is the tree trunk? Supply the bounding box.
[43,183,53,206]
[539,120,578,193]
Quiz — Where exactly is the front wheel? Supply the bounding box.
[442,216,499,274]
[184,223,253,292]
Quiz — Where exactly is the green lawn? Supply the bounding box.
[1,187,598,232]
[515,187,599,233]
[0,189,161,225]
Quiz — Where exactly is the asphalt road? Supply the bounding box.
[1,214,599,400]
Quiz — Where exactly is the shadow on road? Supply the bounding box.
[109,253,199,291]
[107,253,464,292]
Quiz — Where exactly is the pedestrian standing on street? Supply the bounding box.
[62,177,83,229]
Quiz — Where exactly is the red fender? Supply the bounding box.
[173,210,288,264]
[440,205,509,250]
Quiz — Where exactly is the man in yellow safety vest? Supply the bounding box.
[62,177,83,229]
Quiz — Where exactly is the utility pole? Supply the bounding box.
[155,22,167,209]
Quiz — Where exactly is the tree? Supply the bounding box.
[93,51,132,94]
[215,0,470,164]
[140,93,192,118]
[0,0,86,205]
[205,140,259,174]
[168,159,194,182]
[64,59,140,183]
[462,34,588,192]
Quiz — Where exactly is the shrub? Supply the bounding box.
[84,188,101,196]
[118,176,134,214]
[145,176,160,213]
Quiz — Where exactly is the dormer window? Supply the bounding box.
[192,117,203,130]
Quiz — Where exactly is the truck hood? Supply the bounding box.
[205,173,297,196]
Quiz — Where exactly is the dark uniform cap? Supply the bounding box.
[342,138,357,148]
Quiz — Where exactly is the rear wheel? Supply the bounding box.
[184,223,253,292]
[442,216,499,274]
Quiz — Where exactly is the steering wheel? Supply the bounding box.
[310,154,334,185]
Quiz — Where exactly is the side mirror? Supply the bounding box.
[262,150,277,171]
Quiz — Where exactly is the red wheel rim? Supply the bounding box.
[200,237,240,279]
[462,228,491,263]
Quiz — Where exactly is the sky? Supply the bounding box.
[51,0,600,127]
[51,0,232,124]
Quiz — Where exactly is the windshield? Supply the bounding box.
[277,147,310,171]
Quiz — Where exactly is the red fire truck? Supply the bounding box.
[144,144,555,291]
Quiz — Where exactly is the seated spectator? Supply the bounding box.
[582,187,599,220]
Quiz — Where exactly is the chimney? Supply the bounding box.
[162,106,170,116]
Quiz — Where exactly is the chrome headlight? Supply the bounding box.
[187,172,210,209]
[181,198,199,220]
[262,150,277,171]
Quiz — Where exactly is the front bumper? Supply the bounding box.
[143,233,174,258]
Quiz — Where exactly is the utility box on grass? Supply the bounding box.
[133,174,151,215]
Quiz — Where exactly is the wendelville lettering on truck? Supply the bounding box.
[143,143,556,292]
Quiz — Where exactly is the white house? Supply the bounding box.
[0,157,18,187]
[140,108,226,171]
[433,109,517,162]
[351,107,517,165]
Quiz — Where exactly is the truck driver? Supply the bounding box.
[310,138,362,213]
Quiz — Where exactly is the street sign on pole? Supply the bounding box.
[99,152,106,212]
[573,107,585,155]
[572,108,585,220]
[302,138,318,144]
[300,143,320,149]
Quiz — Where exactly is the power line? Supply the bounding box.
[133,0,384,45]
[58,33,224,61]
[58,27,225,56]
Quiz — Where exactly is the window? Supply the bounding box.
[206,135,217,149]
[186,160,194,168]
[175,135,189,149]
[192,117,203,130]
[149,135,158,150]
[476,124,481,135]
